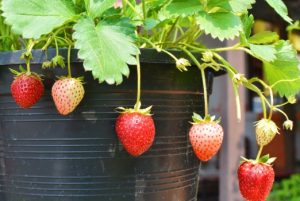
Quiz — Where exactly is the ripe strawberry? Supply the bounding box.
[238,156,275,201]
[52,77,85,115]
[115,105,155,157]
[189,113,223,161]
[11,73,44,108]
[255,118,279,146]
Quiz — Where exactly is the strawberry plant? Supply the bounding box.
[0,0,299,199]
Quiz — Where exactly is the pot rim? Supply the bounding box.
[0,48,225,76]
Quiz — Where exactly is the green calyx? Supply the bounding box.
[116,101,152,116]
[191,112,221,124]
[241,154,277,166]
[20,51,33,61]
[9,65,42,80]
[57,76,84,83]
[42,55,65,69]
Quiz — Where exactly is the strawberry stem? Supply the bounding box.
[67,45,72,78]
[256,145,264,162]
[26,59,31,74]
[268,87,274,120]
[25,40,36,74]
[134,54,141,111]
[200,68,208,117]
[54,37,59,57]
[181,48,209,117]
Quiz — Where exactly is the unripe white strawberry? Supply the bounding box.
[255,118,279,146]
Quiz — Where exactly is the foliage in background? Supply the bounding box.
[0,0,299,97]
[268,174,300,201]
[0,1,300,199]
[287,20,300,51]
[0,0,20,51]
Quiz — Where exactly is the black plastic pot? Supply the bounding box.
[0,48,216,201]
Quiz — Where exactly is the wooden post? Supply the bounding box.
[218,40,246,201]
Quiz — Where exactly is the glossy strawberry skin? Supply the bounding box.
[238,162,275,201]
[52,78,85,115]
[115,112,155,157]
[11,74,44,108]
[189,122,223,161]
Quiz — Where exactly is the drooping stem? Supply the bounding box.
[200,68,209,117]
[26,58,31,73]
[54,37,59,56]
[232,83,241,121]
[273,107,290,121]
[25,40,36,73]
[181,48,209,117]
[134,54,141,111]
[268,87,274,120]
[67,45,72,78]
[256,146,264,162]
[141,0,146,20]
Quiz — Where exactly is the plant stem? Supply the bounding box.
[213,53,270,119]
[256,146,264,162]
[26,59,31,73]
[164,17,180,43]
[26,40,36,73]
[232,83,241,121]
[141,0,146,20]
[273,107,289,121]
[268,87,274,120]
[67,45,72,78]
[54,37,59,56]
[123,0,143,19]
[134,54,141,111]
[243,82,268,119]
[181,43,241,53]
[181,48,209,117]
[160,49,178,61]
[200,68,209,117]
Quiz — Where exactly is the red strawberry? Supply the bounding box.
[189,113,223,161]
[238,156,275,201]
[11,73,44,108]
[115,105,155,157]
[52,77,85,115]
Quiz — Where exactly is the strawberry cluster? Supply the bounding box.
[11,72,85,116]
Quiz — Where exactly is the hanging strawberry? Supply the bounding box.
[115,55,156,157]
[10,40,44,108]
[238,155,276,201]
[51,46,85,115]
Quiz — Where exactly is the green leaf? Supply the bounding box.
[249,31,279,45]
[73,0,85,5]
[207,0,255,14]
[197,11,242,41]
[144,18,160,30]
[206,0,230,12]
[263,41,300,98]
[241,14,254,39]
[73,17,140,85]
[89,0,115,18]
[2,0,76,39]
[165,0,203,16]
[250,44,276,62]
[265,0,292,24]
[145,0,166,11]
[228,0,255,14]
